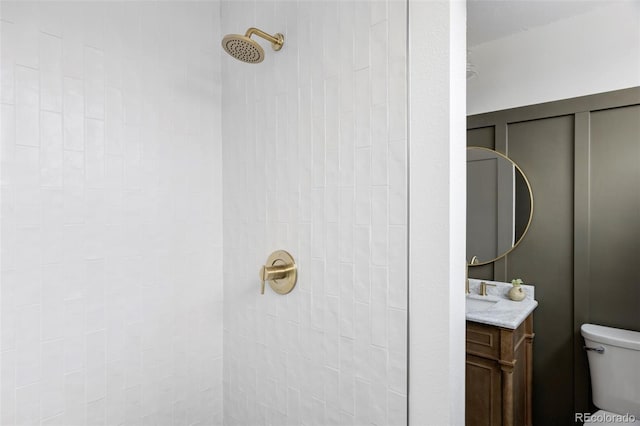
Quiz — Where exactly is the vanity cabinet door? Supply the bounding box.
[466,354,502,426]
[466,314,534,426]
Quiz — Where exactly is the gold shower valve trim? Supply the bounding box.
[259,250,297,295]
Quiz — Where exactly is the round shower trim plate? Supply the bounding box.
[265,250,297,295]
[271,33,284,51]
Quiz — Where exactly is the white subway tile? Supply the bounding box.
[325,295,339,368]
[41,188,63,226]
[63,338,85,376]
[371,378,388,425]
[85,259,106,332]
[388,58,406,142]
[15,186,41,227]
[14,145,40,186]
[15,382,40,425]
[354,68,371,148]
[87,330,106,369]
[311,222,325,261]
[371,186,389,228]
[353,2,371,70]
[15,105,39,147]
[339,263,355,339]
[14,20,39,69]
[371,272,388,348]
[105,87,123,155]
[354,378,371,425]
[388,225,407,309]
[311,396,327,426]
[371,104,389,186]
[104,154,123,190]
[40,33,63,112]
[339,69,354,113]
[10,268,41,307]
[41,413,65,425]
[322,3,340,78]
[86,398,106,426]
[41,229,63,267]
[338,189,354,263]
[312,115,325,187]
[85,119,105,188]
[1,104,16,163]
[82,3,106,51]
[63,149,84,188]
[388,390,408,425]
[13,225,42,270]
[40,111,64,187]
[41,263,64,304]
[62,19,84,79]
[41,340,64,419]
[63,77,84,151]
[388,1,407,61]
[371,1,388,25]
[64,371,86,426]
[287,387,301,424]
[339,110,355,185]
[325,222,340,295]
[355,185,371,226]
[42,302,64,342]
[84,47,104,119]
[86,365,106,402]
[15,65,39,108]
[388,309,407,394]
[371,20,389,108]
[354,226,371,303]
[1,350,16,425]
[353,302,371,372]
[355,146,371,187]
[15,305,41,387]
[389,139,407,225]
[372,225,388,267]
[0,22,16,105]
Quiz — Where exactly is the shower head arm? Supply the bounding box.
[244,27,284,51]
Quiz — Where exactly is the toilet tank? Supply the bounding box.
[581,324,640,417]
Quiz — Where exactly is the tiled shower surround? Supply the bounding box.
[1,2,223,424]
[221,1,408,425]
[1,0,408,425]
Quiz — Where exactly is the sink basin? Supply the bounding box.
[466,296,499,313]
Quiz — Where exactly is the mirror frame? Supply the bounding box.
[467,147,534,266]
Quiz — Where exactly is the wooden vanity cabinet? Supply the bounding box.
[466,314,534,426]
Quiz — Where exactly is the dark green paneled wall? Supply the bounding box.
[467,88,640,425]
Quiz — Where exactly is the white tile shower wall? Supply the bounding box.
[221,1,408,425]
[1,2,223,425]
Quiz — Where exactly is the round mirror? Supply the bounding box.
[467,147,533,266]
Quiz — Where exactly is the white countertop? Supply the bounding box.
[466,279,538,329]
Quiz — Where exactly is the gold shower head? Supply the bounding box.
[222,27,284,64]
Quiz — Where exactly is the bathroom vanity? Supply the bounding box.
[465,280,537,426]
[465,148,538,425]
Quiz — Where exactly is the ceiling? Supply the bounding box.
[467,0,609,47]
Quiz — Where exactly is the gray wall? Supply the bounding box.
[467,87,640,425]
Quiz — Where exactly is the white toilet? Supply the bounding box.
[581,324,640,425]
